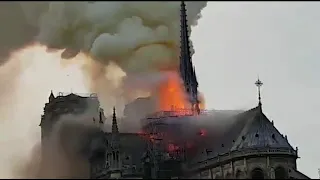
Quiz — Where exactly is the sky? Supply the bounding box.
[192,2,320,178]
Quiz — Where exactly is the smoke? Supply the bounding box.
[0,2,38,64]
[0,1,207,178]
[12,114,105,178]
[0,2,42,117]
[20,1,207,109]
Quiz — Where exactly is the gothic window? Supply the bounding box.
[275,166,287,179]
[251,168,264,179]
[235,170,246,179]
[113,152,115,161]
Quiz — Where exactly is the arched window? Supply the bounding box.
[235,170,246,179]
[275,166,287,179]
[251,168,264,179]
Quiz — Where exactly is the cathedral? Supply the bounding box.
[39,1,310,179]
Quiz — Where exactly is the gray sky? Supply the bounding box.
[192,2,320,178]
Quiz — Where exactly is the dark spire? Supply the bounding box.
[179,1,200,113]
[255,76,263,107]
[49,90,55,102]
[179,1,192,83]
[112,106,119,134]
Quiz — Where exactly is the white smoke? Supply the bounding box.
[21,1,207,74]
[19,1,207,113]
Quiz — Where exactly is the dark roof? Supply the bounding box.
[231,106,293,150]
[188,105,295,162]
[289,168,310,179]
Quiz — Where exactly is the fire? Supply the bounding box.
[155,70,206,114]
[156,71,190,111]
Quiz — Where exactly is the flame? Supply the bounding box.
[154,69,206,115]
[156,71,190,111]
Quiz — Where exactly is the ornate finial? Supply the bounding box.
[113,106,116,118]
[112,106,119,134]
[49,90,55,102]
[255,76,263,106]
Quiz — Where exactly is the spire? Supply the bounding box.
[179,1,200,113]
[49,90,55,102]
[112,106,119,134]
[179,1,192,83]
[255,77,263,107]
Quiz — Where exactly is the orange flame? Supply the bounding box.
[156,71,190,111]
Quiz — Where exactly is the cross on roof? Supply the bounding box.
[255,77,263,106]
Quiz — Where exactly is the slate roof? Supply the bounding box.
[188,105,296,163]
[289,168,311,179]
[231,106,293,150]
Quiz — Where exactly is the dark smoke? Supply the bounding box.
[0,2,39,64]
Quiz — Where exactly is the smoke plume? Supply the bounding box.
[0,1,207,178]
[20,1,207,109]
[13,114,105,178]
